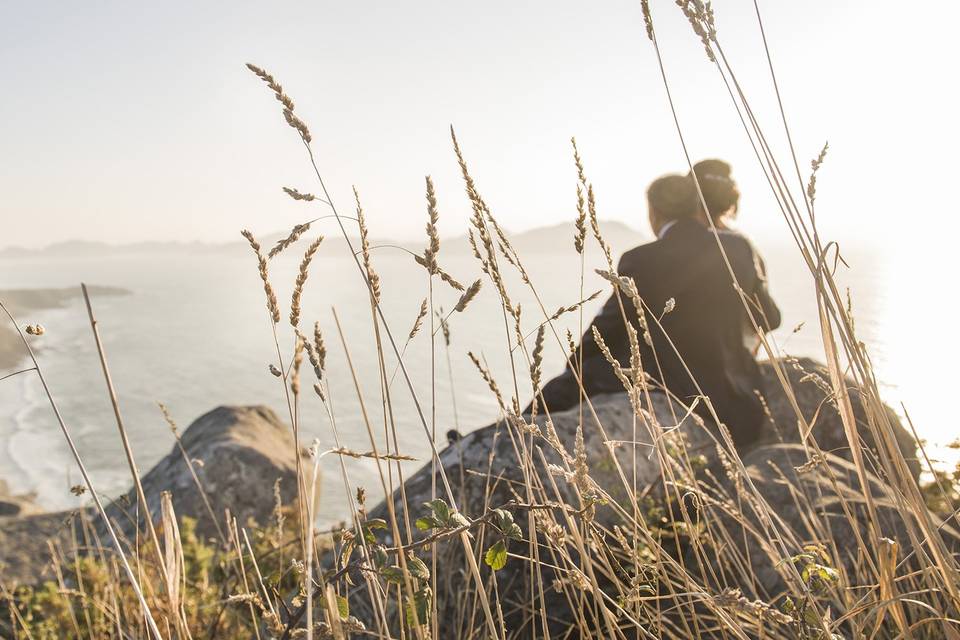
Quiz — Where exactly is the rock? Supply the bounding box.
[758,357,921,478]
[365,384,714,635]
[0,405,299,585]
[0,480,43,519]
[686,443,959,629]
[361,358,923,636]
[104,405,299,542]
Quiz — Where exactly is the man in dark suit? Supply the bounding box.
[537,174,780,447]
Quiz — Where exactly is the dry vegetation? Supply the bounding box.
[2,2,960,638]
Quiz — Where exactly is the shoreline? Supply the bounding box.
[0,286,131,369]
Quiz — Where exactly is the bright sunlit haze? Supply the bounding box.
[2,1,957,250]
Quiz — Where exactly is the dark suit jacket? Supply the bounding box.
[540,218,781,445]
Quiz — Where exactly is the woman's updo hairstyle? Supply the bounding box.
[689,159,740,220]
[647,173,698,222]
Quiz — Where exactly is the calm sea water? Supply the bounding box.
[0,239,952,522]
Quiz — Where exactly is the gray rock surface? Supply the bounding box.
[686,443,960,635]
[0,405,298,585]
[105,405,299,542]
[689,444,957,596]
[758,357,921,478]
[372,358,919,534]
[362,357,925,636]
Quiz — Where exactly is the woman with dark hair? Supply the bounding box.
[689,158,741,228]
[689,159,781,351]
[536,166,781,447]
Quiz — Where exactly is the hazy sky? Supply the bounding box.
[2,1,958,249]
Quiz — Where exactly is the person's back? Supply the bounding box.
[537,164,780,447]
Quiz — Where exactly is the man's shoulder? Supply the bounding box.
[617,240,661,270]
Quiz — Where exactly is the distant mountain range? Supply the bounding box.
[0,220,650,260]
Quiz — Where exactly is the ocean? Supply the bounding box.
[1,235,952,524]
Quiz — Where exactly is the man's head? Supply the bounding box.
[647,173,699,236]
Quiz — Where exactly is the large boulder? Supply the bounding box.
[372,358,919,533]
[686,443,959,634]
[758,357,921,478]
[104,405,299,542]
[361,358,924,636]
[0,405,299,585]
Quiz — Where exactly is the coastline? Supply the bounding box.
[0,286,131,369]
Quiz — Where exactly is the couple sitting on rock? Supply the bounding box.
[537,159,781,447]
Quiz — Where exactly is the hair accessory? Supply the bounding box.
[701,173,733,184]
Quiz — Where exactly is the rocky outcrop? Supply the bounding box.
[758,357,921,478]
[105,405,299,542]
[0,405,298,585]
[363,357,928,636]
[373,358,919,531]
[687,444,959,603]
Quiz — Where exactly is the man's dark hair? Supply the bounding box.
[647,173,698,222]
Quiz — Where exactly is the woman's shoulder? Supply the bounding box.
[716,227,759,256]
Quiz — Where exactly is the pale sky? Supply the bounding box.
[1,1,958,249]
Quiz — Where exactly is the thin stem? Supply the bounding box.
[0,301,164,640]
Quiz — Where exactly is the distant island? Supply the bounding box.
[0,220,649,260]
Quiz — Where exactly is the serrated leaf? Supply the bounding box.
[492,508,514,532]
[426,499,450,524]
[404,586,432,627]
[484,540,508,571]
[339,539,355,568]
[381,566,404,584]
[448,511,471,528]
[506,523,523,540]
[406,555,430,581]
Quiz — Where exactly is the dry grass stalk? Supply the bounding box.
[0,301,165,640]
[291,335,305,396]
[454,279,482,312]
[676,0,717,61]
[423,176,440,274]
[571,139,588,254]
[241,229,281,323]
[269,222,312,259]
[246,63,312,143]
[807,141,829,206]
[290,236,324,327]
[468,351,506,412]
[413,253,465,291]
[283,186,317,202]
[353,187,381,304]
[408,299,428,340]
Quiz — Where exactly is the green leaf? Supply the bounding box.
[484,540,508,571]
[335,595,349,619]
[506,523,523,540]
[448,510,471,528]
[381,566,405,584]
[372,545,388,568]
[406,555,430,581]
[492,508,513,530]
[404,586,432,627]
[365,518,387,530]
[426,499,450,524]
[816,565,839,583]
[361,518,387,543]
[415,516,438,531]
